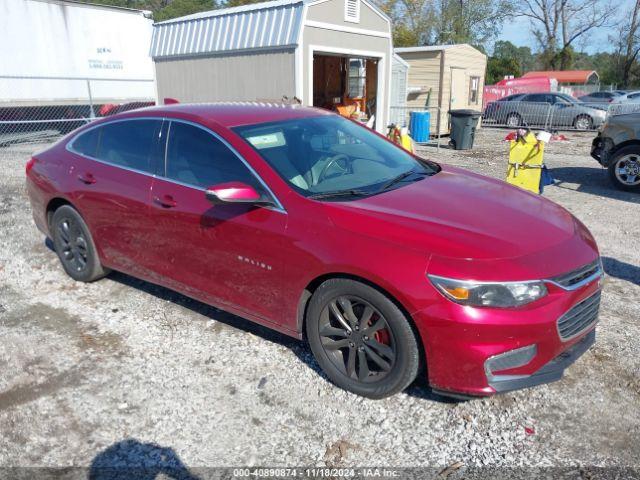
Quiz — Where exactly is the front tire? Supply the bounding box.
[305,279,420,399]
[51,205,109,282]
[608,146,640,192]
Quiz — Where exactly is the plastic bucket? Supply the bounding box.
[410,111,431,143]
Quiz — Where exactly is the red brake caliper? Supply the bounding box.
[368,314,390,345]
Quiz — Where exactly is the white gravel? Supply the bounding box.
[0,130,639,471]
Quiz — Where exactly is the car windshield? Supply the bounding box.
[233,115,439,200]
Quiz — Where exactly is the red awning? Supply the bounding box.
[521,70,599,83]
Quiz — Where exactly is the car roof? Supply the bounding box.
[103,102,332,129]
[500,94,525,100]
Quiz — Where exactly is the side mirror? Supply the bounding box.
[205,182,267,205]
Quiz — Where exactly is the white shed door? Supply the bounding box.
[450,68,466,110]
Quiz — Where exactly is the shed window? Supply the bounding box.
[345,0,360,22]
[348,59,366,98]
[469,76,480,104]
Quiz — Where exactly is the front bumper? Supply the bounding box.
[413,278,601,398]
[488,328,595,393]
[591,134,615,166]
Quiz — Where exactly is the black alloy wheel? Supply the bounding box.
[306,279,420,399]
[51,205,109,282]
[318,295,397,383]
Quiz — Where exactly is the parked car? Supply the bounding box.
[611,91,640,104]
[484,92,607,130]
[26,104,603,399]
[578,91,623,103]
[482,93,526,119]
[591,112,640,191]
[98,101,156,117]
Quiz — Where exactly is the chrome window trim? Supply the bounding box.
[65,116,286,214]
[163,118,286,214]
[65,116,165,179]
[163,120,171,177]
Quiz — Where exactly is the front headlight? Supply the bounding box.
[428,275,548,308]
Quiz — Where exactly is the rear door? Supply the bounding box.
[520,94,549,125]
[146,120,288,325]
[67,118,163,277]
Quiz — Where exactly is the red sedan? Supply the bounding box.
[26,103,603,399]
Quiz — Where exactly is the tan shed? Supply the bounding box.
[395,44,487,136]
[150,0,393,133]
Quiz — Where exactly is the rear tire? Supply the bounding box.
[51,205,109,282]
[574,115,593,130]
[506,113,521,127]
[305,279,420,399]
[608,146,640,192]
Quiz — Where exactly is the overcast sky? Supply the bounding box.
[494,1,630,56]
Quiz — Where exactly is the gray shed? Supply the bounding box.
[150,0,393,132]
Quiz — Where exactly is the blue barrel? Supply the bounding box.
[409,111,431,143]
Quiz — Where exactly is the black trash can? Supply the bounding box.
[448,109,482,150]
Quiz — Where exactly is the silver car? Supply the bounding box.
[578,91,623,103]
[611,91,640,104]
[486,92,607,130]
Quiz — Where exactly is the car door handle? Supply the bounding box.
[77,173,96,184]
[154,195,177,208]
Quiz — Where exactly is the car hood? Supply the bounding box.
[325,166,598,279]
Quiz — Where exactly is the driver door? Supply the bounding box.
[146,120,289,325]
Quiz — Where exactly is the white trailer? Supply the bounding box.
[0,0,155,106]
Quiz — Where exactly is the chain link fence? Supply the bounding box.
[388,106,442,149]
[0,75,155,157]
[481,100,640,131]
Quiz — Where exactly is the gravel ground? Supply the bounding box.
[0,129,639,473]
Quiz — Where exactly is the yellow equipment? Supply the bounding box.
[387,125,414,153]
[400,127,414,153]
[506,132,544,194]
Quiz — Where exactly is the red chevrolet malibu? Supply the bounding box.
[26,104,603,399]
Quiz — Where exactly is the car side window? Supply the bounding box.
[71,128,100,157]
[94,120,161,173]
[525,94,546,103]
[165,122,262,190]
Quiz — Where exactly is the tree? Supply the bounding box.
[224,0,266,7]
[375,0,514,49]
[154,0,218,21]
[373,0,436,47]
[486,40,535,83]
[487,56,520,83]
[435,0,515,46]
[517,0,614,69]
[618,0,640,86]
